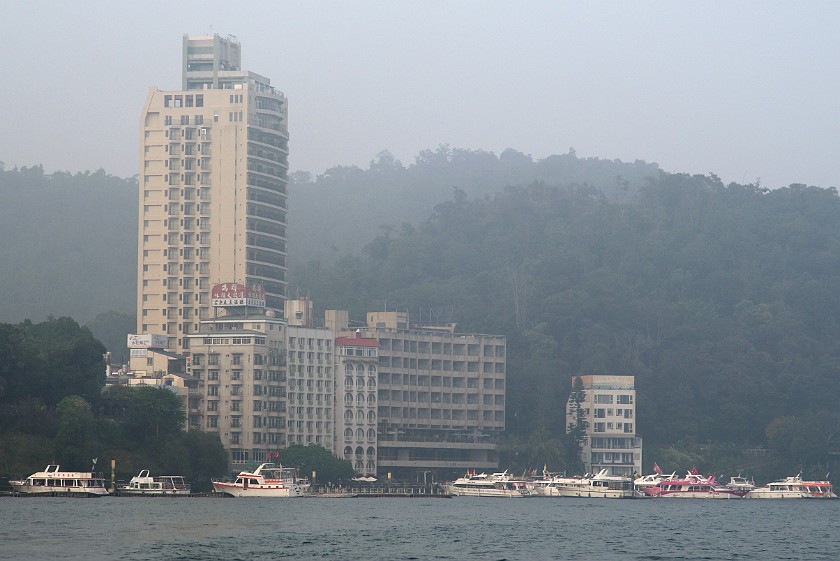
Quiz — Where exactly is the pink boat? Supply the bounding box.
[642,469,747,499]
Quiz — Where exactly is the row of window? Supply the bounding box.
[592,422,634,433]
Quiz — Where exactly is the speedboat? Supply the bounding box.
[118,470,191,496]
[9,464,109,496]
[212,463,309,497]
[746,474,837,499]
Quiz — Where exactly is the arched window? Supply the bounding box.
[367,410,376,422]
[355,446,364,456]
[344,428,353,439]
[368,378,376,388]
[367,428,376,440]
[357,393,365,404]
[344,392,353,404]
[344,409,353,421]
[366,446,376,457]
[345,364,353,374]
[343,446,352,457]
[366,460,375,471]
[356,428,365,441]
[356,410,365,422]
[356,364,365,374]
[355,460,363,470]
[344,376,353,389]
[368,365,376,374]
[356,376,365,388]
[368,394,375,404]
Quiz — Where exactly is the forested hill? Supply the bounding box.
[292,175,840,466]
[0,165,137,324]
[287,146,661,267]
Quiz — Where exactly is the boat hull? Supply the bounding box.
[10,482,109,496]
[212,481,307,497]
[445,486,527,498]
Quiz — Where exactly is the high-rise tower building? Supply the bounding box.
[138,34,289,353]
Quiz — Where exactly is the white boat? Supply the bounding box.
[446,471,534,497]
[725,475,756,494]
[543,469,635,498]
[9,464,109,496]
[117,470,191,496]
[212,463,309,497]
[746,474,837,499]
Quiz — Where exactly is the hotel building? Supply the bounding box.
[330,311,506,481]
[137,34,289,354]
[566,375,643,476]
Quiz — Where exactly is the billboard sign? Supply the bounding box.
[127,333,168,349]
[211,282,266,308]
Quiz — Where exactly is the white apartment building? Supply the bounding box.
[138,34,289,354]
[285,298,335,450]
[566,375,643,476]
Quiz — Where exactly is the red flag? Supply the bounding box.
[691,466,699,475]
[266,452,271,460]
[653,462,662,475]
[274,451,280,458]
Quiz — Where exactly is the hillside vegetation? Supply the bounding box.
[2,153,839,478]
[292,173,840,478]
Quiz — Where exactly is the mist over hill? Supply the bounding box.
[287,146,661,267]
[2,152,839,476]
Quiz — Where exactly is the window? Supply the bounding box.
[207,416,218,428]
[594,394,613,405]
[208,385,219,396]
[231,416,241,428]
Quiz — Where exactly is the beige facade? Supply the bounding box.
[185,312,289,465]
[566,375,643,476]
[138,34,288,354]
[331,311,506,480]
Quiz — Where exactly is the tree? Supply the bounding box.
[277,444,355,484]
[54,395,100,469]
[101,385,185,446]
[567,376,588,460]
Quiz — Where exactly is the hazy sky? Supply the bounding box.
[1,1,838,189]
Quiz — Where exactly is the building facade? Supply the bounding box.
[331,311,506,481]
[566,375,643,476]
[184,308,289,465]
[137,34,289,354]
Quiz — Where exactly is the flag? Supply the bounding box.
[691,466,699,475]
[653,462,662,475]
[274,451,280,458]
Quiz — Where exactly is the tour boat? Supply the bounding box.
[117,470,191,496]
[642,471,746,499]
[9,464,109,496]
[212,463,309,497]
[745,475,837,499]
[446,471,534,497]
[541,469,635,498]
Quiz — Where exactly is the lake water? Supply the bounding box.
[1,496,838,560]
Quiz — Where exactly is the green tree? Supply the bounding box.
[567,376,588,459]
[54,395,101,469]
[277,444,355,484]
